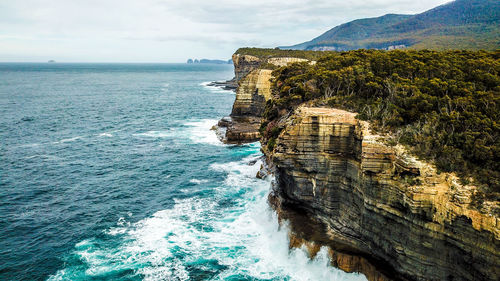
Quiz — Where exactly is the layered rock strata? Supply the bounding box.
[218,52,499,280]
[232,54,262,81]
[268,106,499,281]
[218,55,311,143]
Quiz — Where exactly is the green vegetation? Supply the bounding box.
[281,0,500,51]
[235,48,332,61]
[262,49,500,201]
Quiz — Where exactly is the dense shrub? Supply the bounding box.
[264,49,500,198]
[235,48,333,61]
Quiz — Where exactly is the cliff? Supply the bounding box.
[217,54,309,143]
[268,106,499,281]
[219,50,499,281]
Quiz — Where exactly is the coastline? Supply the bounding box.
[216,50,500,281]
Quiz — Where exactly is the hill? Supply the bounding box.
[281,0,500,51]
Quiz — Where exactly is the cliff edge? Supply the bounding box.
[268,106,499,281]
[219,49,499,281]
[217,54,309,143]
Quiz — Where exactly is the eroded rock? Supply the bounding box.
[219,55,314,143]
[269,106,499,281]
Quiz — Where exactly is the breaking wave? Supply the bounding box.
[48,150,367,281]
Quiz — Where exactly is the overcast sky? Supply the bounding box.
[0,0,451,62]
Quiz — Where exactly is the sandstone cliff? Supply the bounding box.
[219,52,499,281]
[218,54,310,143]
[268,106,499,281]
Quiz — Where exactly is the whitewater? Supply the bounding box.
[0,63,366,281]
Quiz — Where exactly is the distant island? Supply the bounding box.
[187,58,232,64]
[48,60,56,63]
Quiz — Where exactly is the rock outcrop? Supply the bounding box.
[232,54,262,82]
[218,55,312,143]
[218,51,499,280]
[267,106,499,281]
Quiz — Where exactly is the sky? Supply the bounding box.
[0,0,451,62]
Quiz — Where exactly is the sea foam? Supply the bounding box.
[200,81,235,95]
[49,151,367,281]
[184,119,222,146]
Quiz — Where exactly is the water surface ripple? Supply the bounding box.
[0,63,366,281]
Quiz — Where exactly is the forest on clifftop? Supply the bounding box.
[256,49,499,207]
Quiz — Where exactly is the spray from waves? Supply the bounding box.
[48,149,367,281]
[184,119,222,146]
[132,119,221,146]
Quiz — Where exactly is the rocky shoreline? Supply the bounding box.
[216,51,499,281]
[205,80,237,91]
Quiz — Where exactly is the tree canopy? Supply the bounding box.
[262,49,500,204]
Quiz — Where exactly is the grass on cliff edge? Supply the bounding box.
[259,49,500,209]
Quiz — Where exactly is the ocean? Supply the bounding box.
[0,63,367,281]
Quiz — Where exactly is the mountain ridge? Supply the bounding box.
[281,0,500,51]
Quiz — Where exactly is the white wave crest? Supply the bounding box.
[133,130,173,138]
[184,119,222,146]
[53,136,82,144]
[49,152,367,281]
[189,179,209,184]
[132,120,221,146]
[98,132,113,137]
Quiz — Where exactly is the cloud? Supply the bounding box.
[0,0,451,62]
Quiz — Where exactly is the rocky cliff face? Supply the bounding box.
[232,54,261,81]
[218,52,499,281]
[218,55,311,143]
[267,106,499,281]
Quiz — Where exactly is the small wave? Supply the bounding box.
[106,217,131,236]
[21,116,35,122]
[184,119,222,146]
[133,130,173,138]
[53,136,82,144]
[189,179,209,184]
[97,132,113,137]
[160,83,170,92]
[210,154,261,173]
[24,154,61,161]
[133,120,221,145]
[17,143,41,148]
[49,150,367,281]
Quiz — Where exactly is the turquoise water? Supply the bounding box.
[0,63,367,281]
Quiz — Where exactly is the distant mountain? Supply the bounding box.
[281,0,500,51]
